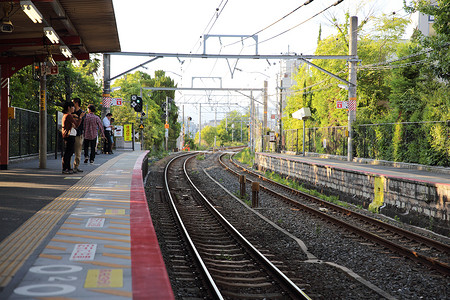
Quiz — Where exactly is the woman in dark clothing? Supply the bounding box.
[61,101,82,174]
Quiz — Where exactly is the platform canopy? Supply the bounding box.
[0,0,121,76]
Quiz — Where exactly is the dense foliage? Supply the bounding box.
[111,71,180,151]
[10,57,102,116]
[195,110,249,147]
[283,4,449,166]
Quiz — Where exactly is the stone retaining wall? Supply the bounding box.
[255,153,449,236]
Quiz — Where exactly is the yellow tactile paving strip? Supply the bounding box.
[0,153,134,295]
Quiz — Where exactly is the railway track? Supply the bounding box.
[164,153,311,299]
[219,153,450,276]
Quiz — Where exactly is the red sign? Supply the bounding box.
[336,101,348,109]
[114,98,122,106]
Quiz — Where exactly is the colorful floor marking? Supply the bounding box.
[86,218,105,228]
[4,152,173,299]
[84,269,123,288]
[70,244,97,261]
[105,209,126,215]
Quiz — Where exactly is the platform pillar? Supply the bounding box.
[0,66,9,170]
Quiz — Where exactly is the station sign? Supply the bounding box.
[111,98,123,106]
[124,124,132,141]
[114,125,123,137]
[336,101,348,109]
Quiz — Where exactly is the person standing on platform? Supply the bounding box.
[109,117,115,154]
[102,113,113,154]
[61,101,83,174]
[84,104,105,164]
[72,97,84,173]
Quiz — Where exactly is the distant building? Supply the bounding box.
[417,0,438,37]
[280,58,302,112]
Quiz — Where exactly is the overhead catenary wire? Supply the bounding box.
[224,0,315,48]
[257,0,344,46]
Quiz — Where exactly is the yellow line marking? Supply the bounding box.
[60,227,130,236]
[104,216,130,221]
[108,226,130,230]
[39,253,62,260]
[51,238,84,244]
[103,253,131,260]
[45,245,67,251]
[56,232,130,243]
[88,289,132,298]
[67,217,84,221]
[84,269,123,288]
[0,154,130,288]
[79,261,131,268]
[64,222,81,225]
[79,203,129,209]
[105,209,126,215]
[110,221,130,225]
[104,245,130,251]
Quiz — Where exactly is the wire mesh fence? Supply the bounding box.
[278,121,449,167]
[9,108,61,159]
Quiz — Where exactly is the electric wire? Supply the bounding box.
[224,0,315,48]
[257,0,344,46]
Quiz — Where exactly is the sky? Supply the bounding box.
[110,0,417,125]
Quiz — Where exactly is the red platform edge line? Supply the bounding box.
[130,151,175,299]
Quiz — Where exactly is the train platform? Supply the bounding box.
[259,152,450,186]
[0,151,174,299]
[256,151,450,235]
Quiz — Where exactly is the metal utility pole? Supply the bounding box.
[198,103,202,147]
[263,80,268,129]
[39,69,47,169]
[165,96,169,152]
[250,91,254,151]
[263,80,268,152]
[277,80,283,153]
[102,54,111,118]
[181,105,185,150]
[348,16,358,161]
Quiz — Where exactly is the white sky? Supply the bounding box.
[110,0,416,125]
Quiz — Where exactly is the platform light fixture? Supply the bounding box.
[70,56,80,67]
[43,27,60,44]
[46,54,56,67]
[20,1,43,23]
[60,46,72,58]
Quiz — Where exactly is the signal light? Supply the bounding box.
[135,96,143,112]
[130,94,143,112]
[32,62,40,80]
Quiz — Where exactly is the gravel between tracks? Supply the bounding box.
[147,153,449,299]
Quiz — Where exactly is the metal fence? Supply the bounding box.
[281,121,450,167]
[9,107,61,159]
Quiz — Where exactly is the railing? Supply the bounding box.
[280,121,449,167]
[9,108,61,159]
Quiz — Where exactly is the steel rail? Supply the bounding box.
[219,153,450,276]
[164,152,224,300]
[183,154,312,299]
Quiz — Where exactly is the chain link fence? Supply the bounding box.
[277,121,449,167]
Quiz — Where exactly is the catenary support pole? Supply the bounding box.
[348,16,358,161]
[198,103,201,147]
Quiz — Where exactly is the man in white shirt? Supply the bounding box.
[102,113,113,154]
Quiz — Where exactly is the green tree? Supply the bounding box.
[405,0,450,80]
[111,70,179,150]
[215,110,247,145]
[286,12,411,129]
[10,56,102,115]
[199,126,217,146]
